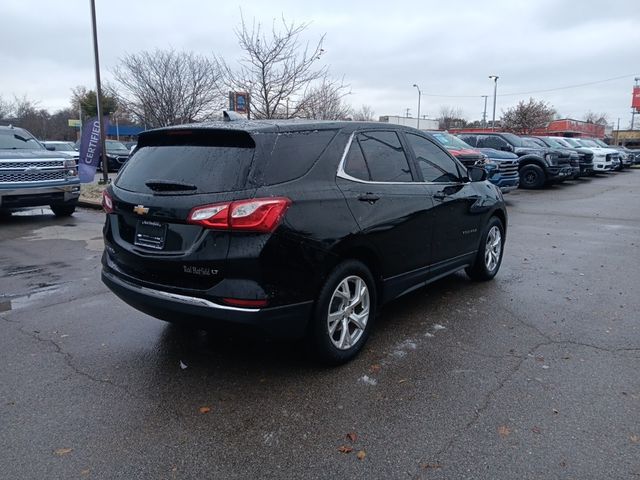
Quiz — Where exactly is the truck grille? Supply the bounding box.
[0,158,67,184]
[498,160,519,176]
[0,170,66,183]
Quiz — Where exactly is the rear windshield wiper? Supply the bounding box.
[145,180,198,192]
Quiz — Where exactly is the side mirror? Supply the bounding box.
[500,144,513,152]
[44,145,55,151]
[467,165,487,182]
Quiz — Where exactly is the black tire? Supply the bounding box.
[466,216,505,281]
[50,202,77,217]
[309,260,377,365]
[519,164,546,189]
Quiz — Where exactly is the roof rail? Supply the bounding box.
[223,110,246,122]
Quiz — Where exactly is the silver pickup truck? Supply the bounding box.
[0,125,80,217]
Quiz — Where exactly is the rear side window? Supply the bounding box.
[257,130,337,185]
[357,131,413,182]
[344,139,371,180]
[116,130,255,194]
[477,135,508,150]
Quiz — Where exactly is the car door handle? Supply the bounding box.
[358,193,380,204]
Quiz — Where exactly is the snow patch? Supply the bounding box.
[359,375,378,386]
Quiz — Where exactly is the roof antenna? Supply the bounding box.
[223,110,245,122]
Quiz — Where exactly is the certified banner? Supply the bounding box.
[78,116,109,183]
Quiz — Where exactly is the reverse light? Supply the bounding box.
[188,197,291,233]
[102,190,113,214]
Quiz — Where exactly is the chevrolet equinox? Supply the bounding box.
[101,120,507,364]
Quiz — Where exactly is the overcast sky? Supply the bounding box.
[2,0,639,127]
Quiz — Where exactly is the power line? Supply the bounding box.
[415,73,639,99]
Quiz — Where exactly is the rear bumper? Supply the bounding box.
[0,183,80,208]
[101,267,313,338]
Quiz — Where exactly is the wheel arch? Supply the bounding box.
[330,242,383,304]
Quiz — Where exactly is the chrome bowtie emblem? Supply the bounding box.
[133,205,149,215]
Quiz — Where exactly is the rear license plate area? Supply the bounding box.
[134,220,167,250]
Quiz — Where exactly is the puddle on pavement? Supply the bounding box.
[24,224,104,252]
[5,285,64,311]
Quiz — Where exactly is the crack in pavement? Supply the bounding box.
[1,315,186,421]
[413,304,640,476]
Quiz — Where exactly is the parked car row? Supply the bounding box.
[441,132,637,190]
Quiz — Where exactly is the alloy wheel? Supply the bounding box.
[327,275,370,350]
[485,226,502,272]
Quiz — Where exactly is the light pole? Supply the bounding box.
[412,84,422,129]
[481,95,488,128]
[90,0,108,183]
[489,75,499,131]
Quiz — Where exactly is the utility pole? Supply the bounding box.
[90,0,108,184]
[489,75,499,131]
[413,84,422,129]
[481,95,488,128]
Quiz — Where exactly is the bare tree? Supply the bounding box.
[0,95,12,120]
[298,76,351,120]
[438,105,466,130]
[113,49,222,127]
[217,15,327,119]
[583,111,609,125]
[501,98,556,134]
[352,104,375,121]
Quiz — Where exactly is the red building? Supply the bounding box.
[451,118,605,139]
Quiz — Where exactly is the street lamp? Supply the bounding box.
[489,75,499,131]
[413,84,421,129]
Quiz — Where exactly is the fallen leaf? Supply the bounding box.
[80,469,90,476]
[179,360,188,370]
[559,460,567,468]
[369,364,381,373]
[54,448,73,456]
[535,356,545,362]
[552,409,559,414]
[630,434,640,444]
[346,432,358,443]
[357,450,366,460]
[498,425,511,438]
[338,445,353,454]
[420,463,443,470]
[531,426,542,434]
[398,378,408,384]
[199,406,211,414]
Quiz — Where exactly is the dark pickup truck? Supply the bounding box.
[0,125,80,216]
[457,132,573,189]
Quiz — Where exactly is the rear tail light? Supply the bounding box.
[188,197,291,233]
[102,190,113,214]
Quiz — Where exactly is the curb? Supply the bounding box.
[78,199,103,210]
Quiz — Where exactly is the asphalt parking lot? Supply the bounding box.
[1,171,639,479]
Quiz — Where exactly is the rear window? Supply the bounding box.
[115,129,255,194]
[253,129,337,185]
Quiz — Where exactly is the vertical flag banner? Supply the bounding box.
[78,116,109,183]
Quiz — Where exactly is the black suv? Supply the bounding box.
[458,132,573,188]
[101,120,507,363]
